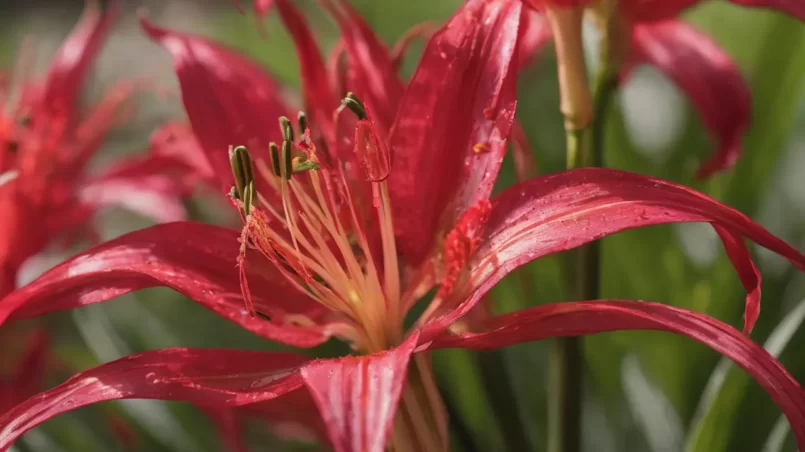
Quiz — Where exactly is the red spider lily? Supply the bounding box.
[0,1,206,297]
[2,0,805,450]
[520,0,805,178]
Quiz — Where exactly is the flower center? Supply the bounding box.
[233,96,402,352]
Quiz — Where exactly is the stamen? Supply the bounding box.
[279,116,294,143]
[280,140,293,181]
[268,142,282,177]
[229,145,255,215]
[338,92,367,120]
[292,157,320,174]
[297,111,308,135]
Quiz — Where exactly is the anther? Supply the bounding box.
[339,92,367,120]
[229,145,255,215]
[279,116,294,142]
[281,140,293,180]
[292,156,320,174]
[297,111,308,134]
[269,142,282,177]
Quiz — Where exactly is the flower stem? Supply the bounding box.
[391,353,448,452]
[550,33,620,452]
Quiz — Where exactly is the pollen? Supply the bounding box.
[473,142,490,154]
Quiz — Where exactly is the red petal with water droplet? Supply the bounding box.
[630,20,751,179]
[0,348,308,450]
[389,0,522,264]
[729,0,805,20]
[140,17,289,189]
[37,1,121,122]
[0,222,333,347]
[427,299,805,449]
[321,0,403,136]
[421,168,805,340]
[300,332,419,452]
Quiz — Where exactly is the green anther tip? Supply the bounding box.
[341,92,367,120]
[297,111,308,133]
[281,140,293,180]
[269,142,282,177]
[279,116,294,142]
[228,145,255,213]
[293,160,320,173]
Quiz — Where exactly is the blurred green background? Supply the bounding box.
[3,0,805,451]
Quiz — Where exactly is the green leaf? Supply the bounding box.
[684,297,805,452]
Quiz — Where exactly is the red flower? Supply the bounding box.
[2,1,805,450]
[0,1,206,296]
[520,0,804,178]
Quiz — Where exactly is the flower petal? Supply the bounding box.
[147,122,217,184]
[426,300,805,449]
[0,348,308,450]
[320,0,404,136]
[274,0,339,154]
[79,122,216,224]
[389,0,523,263]
[300,332,419,452]
[518,9,551,69]
[729,0,805,21]
[713,224,761,335]
[78,174,187,223]
[421,168,805,340]
[37,0,121,121]
[630,20,751,178]
[0,222,332,347]
[140,17,290,187]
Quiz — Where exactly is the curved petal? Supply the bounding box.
[713,224,761,334]
[140,17,290,187]
[274,0,338,154]
[0,348,309,450]
[147,122,217,184]
[37,0,121,121]
[0,222,333,348]
[427,300,805,448]
[729,0,805,21]
[320,0,404,136]
[630,20,751,178]
[300,332,419,452]
[421,168,805,340]
[389,0,523,264]
[78,174,187,223]
[518,9,552,69]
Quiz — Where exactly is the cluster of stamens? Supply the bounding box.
[230,94,401,351]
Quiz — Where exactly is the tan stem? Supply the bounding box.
[545,6,592,131]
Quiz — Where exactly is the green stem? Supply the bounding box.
[549,63,619,452]
[478,350,532,451]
